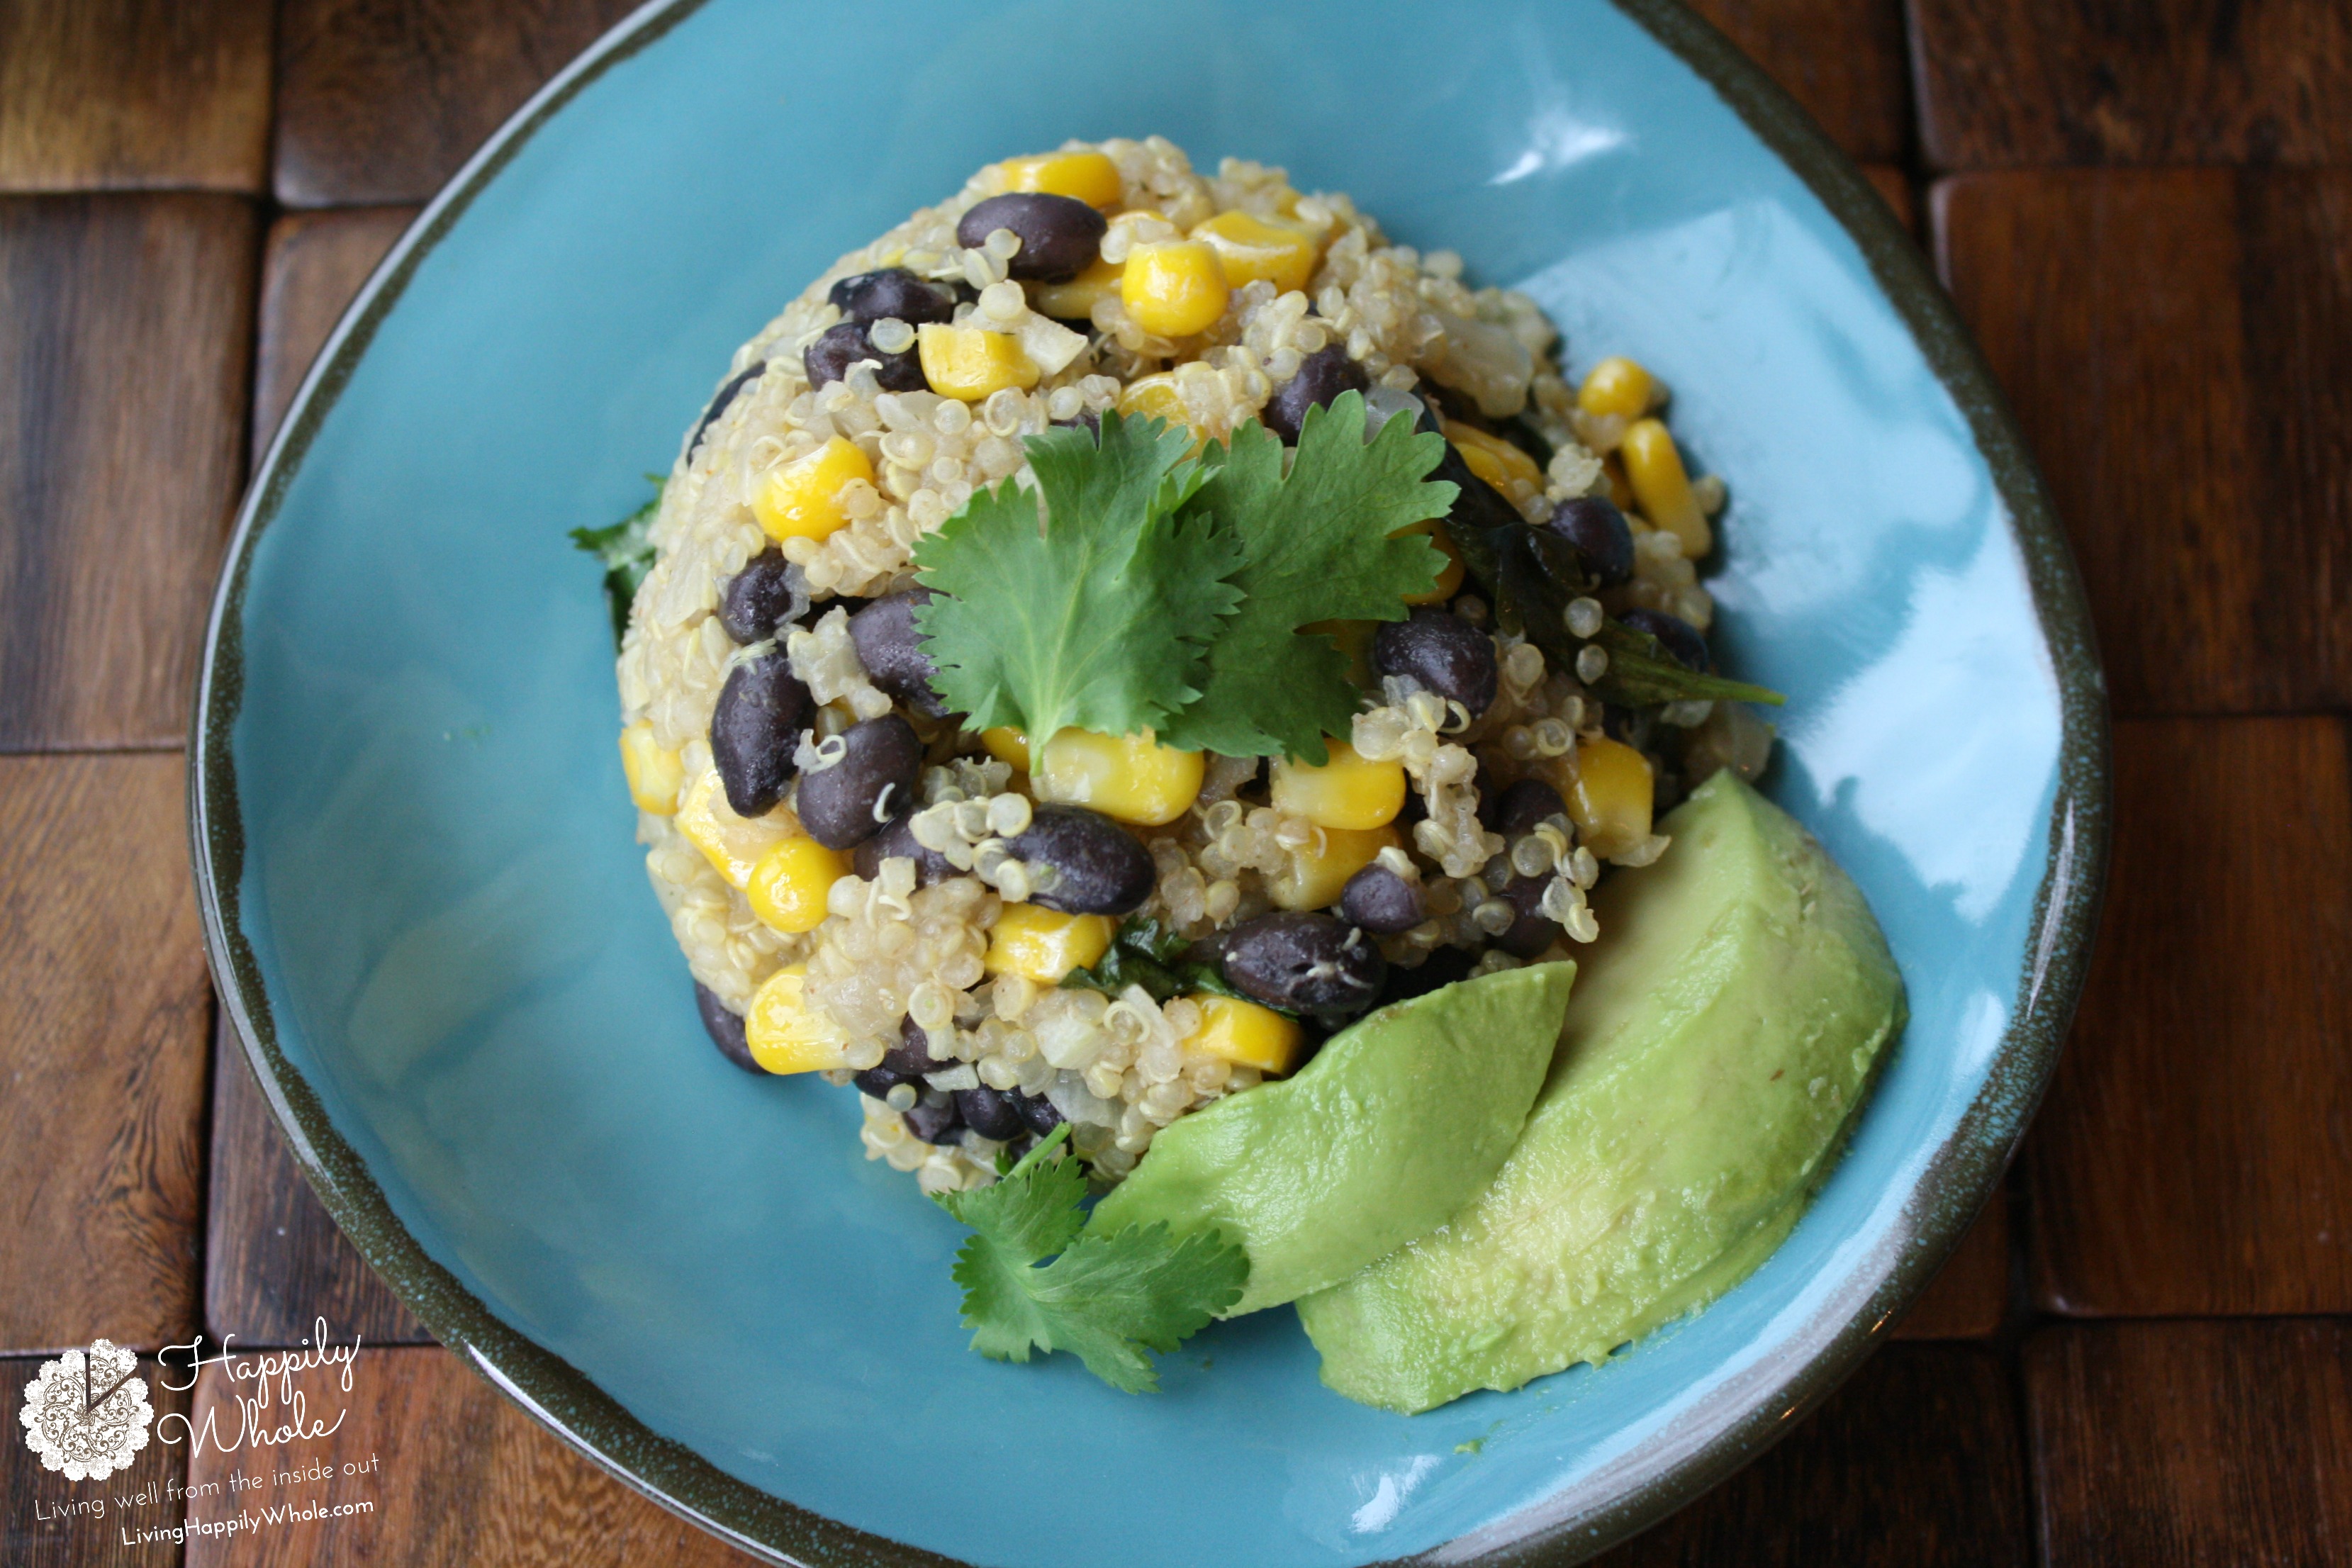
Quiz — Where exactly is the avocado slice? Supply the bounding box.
[1297,771,1905,1413]
[1088,961,1575,1315]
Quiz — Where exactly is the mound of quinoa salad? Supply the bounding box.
[594,137,1780,1201]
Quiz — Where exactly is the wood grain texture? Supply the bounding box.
[0,756,212,1353]
[2027,1320,2352,1564]
[181,1346,759,1567]
[1892,1194,2010,1340]
[1596,1345,2031,1564]
[1686,0,1911,161]
[273,0,642,206]
[1936,169,2352,717]
[1862,162,1917,237]
[252,207,419,466]
[0,195,258,751]
[207,1020,430,1350]
[0,0,273,193]
[0,1354,194,1565]
[2027,717,2352,1316]
[1910,0,2352,169]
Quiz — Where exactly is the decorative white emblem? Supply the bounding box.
[17,1340,153,1480]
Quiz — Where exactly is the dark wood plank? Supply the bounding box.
[273,0,641,206]
[1862,162,1917,239]
[2027,1320,2352,1565]
[1686,0,1911,162]
[1936,169,2352,717]
[1892,1195,2009,1340]
[1596,1345,2031,1565]
[0,756,211,1353]
[1910,0,2352,170]
[2027,717,2352,1316]
[0,194,258,752]
[181,1346,759,1566]
[252,207,417,468]
[207,1018,430,1348]
[1,1353,194,1565]
[0,0,272,194]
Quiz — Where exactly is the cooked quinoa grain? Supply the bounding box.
[605,138,1770,1193]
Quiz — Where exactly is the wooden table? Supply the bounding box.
[1,1,2345,1562]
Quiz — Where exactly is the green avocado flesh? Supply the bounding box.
[1087,962,1576,1316]
[1297,771,1906,1413]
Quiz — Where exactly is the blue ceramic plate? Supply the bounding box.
[192,1,2107,1562]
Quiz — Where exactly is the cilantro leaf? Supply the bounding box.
[1157,393,1454,761]
[912,413,1243,746]
[1062,915,1271,1011]
[569,476,664,648]
[934,1125,1248,1392]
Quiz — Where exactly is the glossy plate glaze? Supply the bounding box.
[191,1,2107,1562]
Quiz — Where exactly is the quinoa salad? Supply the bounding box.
[588,138,1780,1223]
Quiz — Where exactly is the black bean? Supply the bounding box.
[717,547,806,644]
[853,1065,918,1099]
[1007,1087,1063,1136]
[1051,408,1102,437]
[1379,944,1476,1006]
[1004,805,1155,916]
[847,590,951,718]
[1262,346,1370,442]
[1372,608,1498,717]
[1496,874,1562,958]
[795,716,923,849]
[956,194,1107,282]
[804,320,926,393]
[1395,783,1427,829]
[888,1014,943,1077]
[956,1085,1029,1142]
[853,812,958,885]
[1619,608,1708,671]
[710,650,812,817]
[690,362,766,458]
[1542,495,1635,589]
[694,982,761,1073]
[827,268,954,326]
[1601,702,1654,749]
[1340,864,1424,934]
[1221,912,1387,1014]
[902,1093,961,1144]
[1490,778,1567,836]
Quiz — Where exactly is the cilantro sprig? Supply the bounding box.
[569,476,664,648]
[934,1125,1247,1392]
[1060,916,1270,1011]
[912,396,1449,761]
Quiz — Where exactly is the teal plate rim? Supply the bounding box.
[188,1,2112,1562]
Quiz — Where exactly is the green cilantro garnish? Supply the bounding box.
[934,1124,1248,1393]
[1155,393,1453,761]
[569,476,665,648]
[912,413,1244,749]
[1060,916,1270,1010]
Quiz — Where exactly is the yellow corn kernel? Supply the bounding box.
[1189,210,1320,294]
[916,323,1040,401]
[997,150,1124,208]
[1445,421,1546,492]
[1396,520,1466,605]
[746,836,851,934]
[1271,739,1407,831]
[1031,256,1125,320]
[1305,618,1376,686]
[1567,736,1654,860]
[754,437,873,544]
[676,768,800,888]
[744,965,852,1075]
[618,722,683,815]
[1035,728,1204,827]
[979,727,1032,770]
[1115,372,1197,438]
[985,905,1116,984]
[1578,356,1657,420]
[1270,824,1398,912]
[1603,452,1634,511]
[1621,418,1712,558]
[1182,993,1304,1075]
[1121,240,1230,337]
